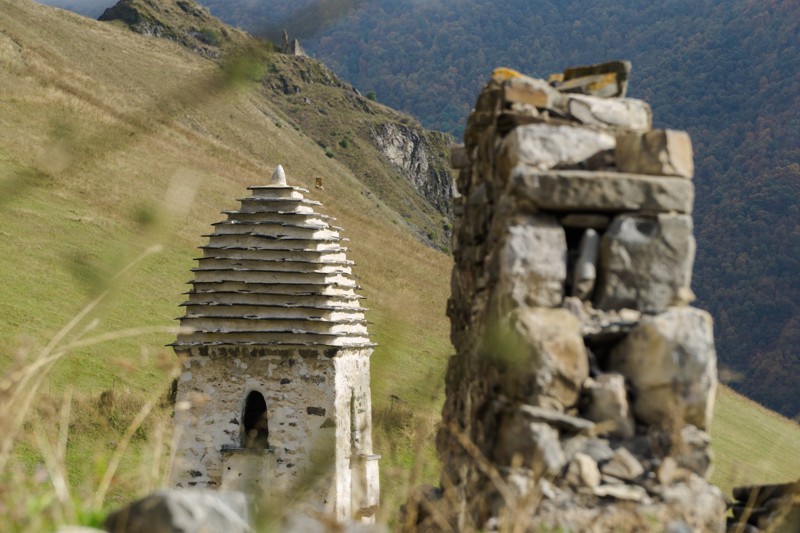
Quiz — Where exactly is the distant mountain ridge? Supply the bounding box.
[191,0,800,420]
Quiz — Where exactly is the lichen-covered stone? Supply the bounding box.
[596,214,696,313]
[558,60,632,98]
[502,74,566,110]
[610,307,718,430]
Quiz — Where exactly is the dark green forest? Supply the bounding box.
[156,0,800,418]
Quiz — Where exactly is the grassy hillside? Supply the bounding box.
[0,0,797,529]
[0,0,450,526]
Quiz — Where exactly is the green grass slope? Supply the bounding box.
[0,0,450,521]
[0,0,797,528]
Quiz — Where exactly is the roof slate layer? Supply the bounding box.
[173,180,373,352]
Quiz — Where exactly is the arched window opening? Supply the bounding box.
[242,391,269,448]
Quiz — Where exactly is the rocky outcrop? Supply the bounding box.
[370,122,455,217]
[98,0,247,58]
[408,61,726,531]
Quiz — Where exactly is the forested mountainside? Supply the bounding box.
[190,0,800,420]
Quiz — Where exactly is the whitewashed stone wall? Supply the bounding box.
[333,351,379,521]
[171,352,337,491]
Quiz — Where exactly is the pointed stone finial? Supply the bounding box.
[271,165,287,186]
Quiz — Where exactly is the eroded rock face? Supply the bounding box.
[370,122,454,216]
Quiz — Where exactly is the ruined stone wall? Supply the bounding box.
[412,63,726,532]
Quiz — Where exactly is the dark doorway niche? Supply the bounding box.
[242,390,269,448]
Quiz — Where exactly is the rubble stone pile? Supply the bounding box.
[409,62,727,531]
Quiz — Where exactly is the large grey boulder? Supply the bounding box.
[104,489,250,533]
[596,214,696,313]
[511,169,694,214]
[609,307,718,430]
[496,215,566,310]
[496,308,590,409]
[498,123,615,172]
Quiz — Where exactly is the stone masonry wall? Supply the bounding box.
[408,62,727,532]
[171,351,337,496]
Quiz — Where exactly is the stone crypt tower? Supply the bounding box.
[170,166,379,522]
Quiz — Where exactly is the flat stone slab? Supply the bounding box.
[510,169,694,214]
[519,404,595,433]
[592,483,648,502]
[499,123,615,172]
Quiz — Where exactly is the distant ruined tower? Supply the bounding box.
[407,62,727,531]
[170,166,379,522]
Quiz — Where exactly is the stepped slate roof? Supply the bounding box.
[172,166,373,352]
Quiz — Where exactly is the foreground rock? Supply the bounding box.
[104,490,250,533]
